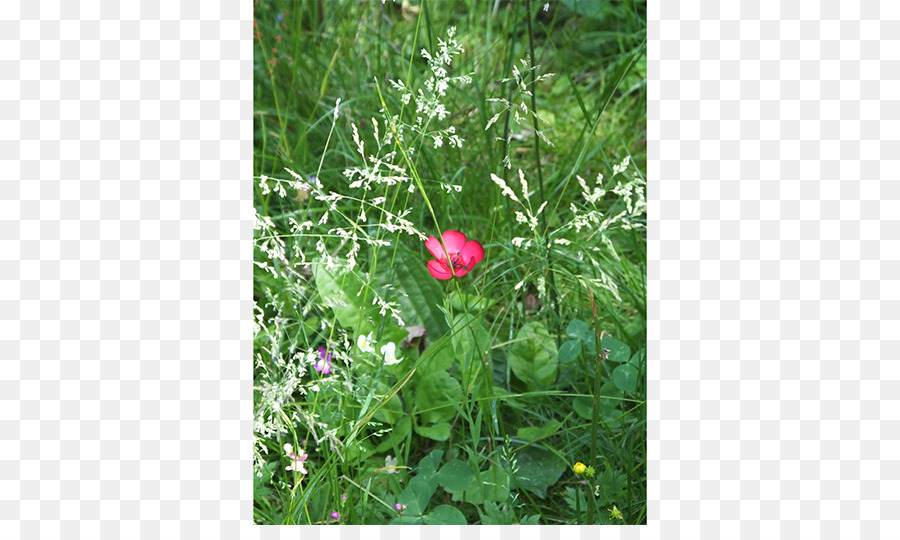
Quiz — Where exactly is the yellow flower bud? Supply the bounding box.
[573,462,586,474]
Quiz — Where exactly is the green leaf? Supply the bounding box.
[559,0,606,19]
[374,242,448,340]
[372,379,404,424]
[601,334,631,363]
[389,515,424,525]
[508,322,559,390]
[413,422,451,442]
[513,445,567,498]
[565,320,591,341]
[414,371,463,424]
[594,462,628,507]
[436,459,475,492]
[450,313,489,372]
[612,363,639,393]
[629,348,645,368]
[476,465,510,503]
[312,263,374,334]
[573,396,593,420]
[516,421,561,442]
[312,263,405,344]
[573,382,624,420]
[449,289,488,312]
[415,449,444,487]
[423,505,467,525]
[558,339,582,364]
[443,464,509,504]
[374,416,410,453]
[398,476,437,516]
[418,339,455,376]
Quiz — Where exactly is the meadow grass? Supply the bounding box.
[253,0,646,525]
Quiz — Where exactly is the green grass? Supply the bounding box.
[253,0,646,525]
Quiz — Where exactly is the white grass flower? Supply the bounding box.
[613,155,631,176]
[490,173,520,202]
[381,342,402,365]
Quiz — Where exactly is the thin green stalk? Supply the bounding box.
[523,0,546,224]
[453,278,496,455]
[524,0,561,345]
[587,287,607,525]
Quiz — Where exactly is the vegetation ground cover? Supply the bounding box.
[253,0,646,525]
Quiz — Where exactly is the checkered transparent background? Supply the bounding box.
[2,0,897,538]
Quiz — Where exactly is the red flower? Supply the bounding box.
[425,230,484,280]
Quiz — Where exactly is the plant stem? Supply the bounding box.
[587,287,607,525]
[524,0,562,345]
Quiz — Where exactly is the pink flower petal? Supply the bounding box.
[459,239,484,266]
[427,259,453,280]
[424,235,445,260]
[442,230,467,252]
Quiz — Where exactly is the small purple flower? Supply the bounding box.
[276,12,283,22]
[330,511,341,520]
[315,348,332,374]
[341,493,347,501]
[395,503,407,512]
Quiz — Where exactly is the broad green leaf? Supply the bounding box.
[572,396,594,420]
[375,242,448,339]
[517,421,561,442]
[565,320,596,358]
[398,476,437,516]
[423,505,467,525]
[413,422,451,442]
[473,464,509,503]
[560,0,606,19]
[372,379,404,424]
[414,371,463,424]
[450,313,489,372]
[601,334,630,363]
[449,289,488,312]
[573,382,623,420]
[566,319,592,342]
[436,459,475,492]
[389,515,424,525]
[418,338,455,376]
[445,464,509,504]
[415,449,444,487]
[513,445,568,498]
[312,263,374,334]
[612,363,639,393]
[509,322,558,390]
[374,416,410,453]
[558,339,583,364]
[313,263,405,345]
[629,348,645,368]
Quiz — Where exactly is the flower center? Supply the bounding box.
[441,253,468,272]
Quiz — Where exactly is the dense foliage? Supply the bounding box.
[254,0,646,525]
